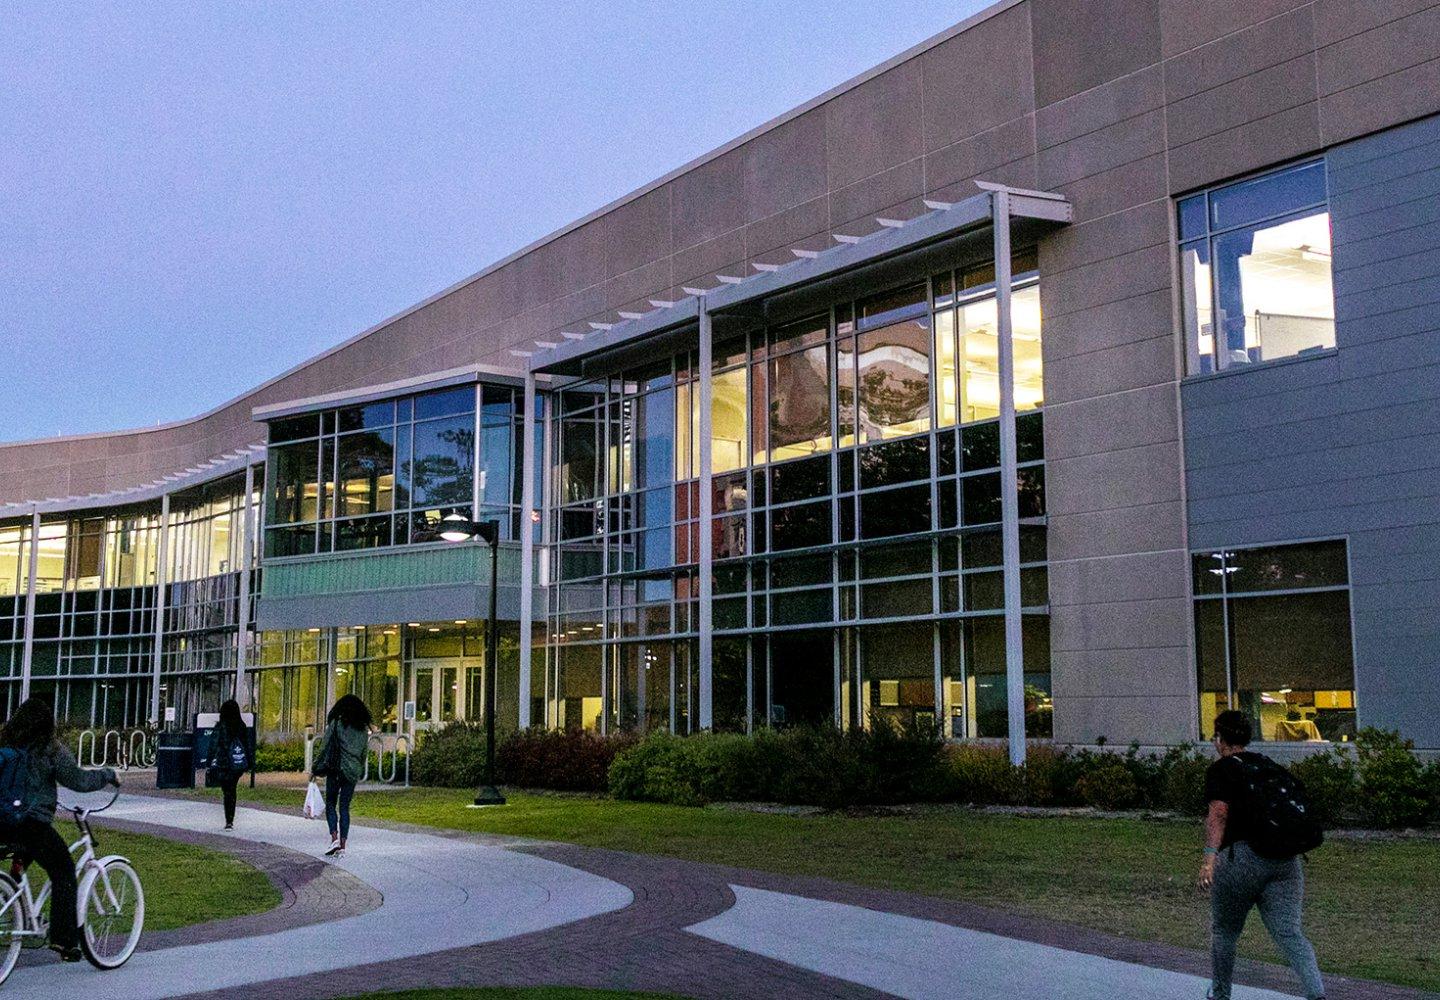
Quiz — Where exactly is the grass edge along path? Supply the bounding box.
[39,824,281,932]
[199,784,1438,992]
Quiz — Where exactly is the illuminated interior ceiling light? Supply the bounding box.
[407,622,421,627]
[427,627,440,632]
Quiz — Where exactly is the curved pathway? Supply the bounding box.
[1,796,632,999]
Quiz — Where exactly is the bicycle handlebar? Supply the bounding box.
[60,786,121,818]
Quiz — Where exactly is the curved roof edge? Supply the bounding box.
[0,0,1017,454]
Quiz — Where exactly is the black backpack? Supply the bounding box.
[1237,754,1324,859]
[0,748,31,828]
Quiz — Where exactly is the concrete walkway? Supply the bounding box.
[687,884,1301,1000]
[2,796,632,999]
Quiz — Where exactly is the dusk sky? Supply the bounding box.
[0,2,986,443]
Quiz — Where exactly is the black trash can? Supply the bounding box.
[155,731,195,789]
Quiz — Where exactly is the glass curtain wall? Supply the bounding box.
[263,382,540,559]
[543,253,1050,738]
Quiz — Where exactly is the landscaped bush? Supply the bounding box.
[1158,746,1213,817]
[411,721,489,788]
[497,727,638,793]
[1288,745,1356,827]
[1353,728,1436,829]
[943,744,1025,805]
[253,738,306,773]
[1074,759,1140,810]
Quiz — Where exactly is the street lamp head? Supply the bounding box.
[439,511,475,543]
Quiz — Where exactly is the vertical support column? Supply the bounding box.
[19,508,40,702]
[992,190,1027,768]
[696,298,714,731]
[149,493,171,726]
[518,371,537,729]
[234,462,256,707]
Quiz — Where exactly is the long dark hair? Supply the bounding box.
[327,694,372,731]
[218,699,244,735]
[0,697,56,750]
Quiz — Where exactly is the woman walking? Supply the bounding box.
[311,694,370,857]
[0,697,118,962]
[204,699,249,830]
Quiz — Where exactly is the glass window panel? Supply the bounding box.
[770,553,832,589]
[769,345,832,461]
[479,419,513,509]
[935,307,958,428]
[264,525,315,559]
[410,416,475,508]
[1212,210,1334,368]
[961,420,999,471]
[1017,467,1046,518]
[1209,160,1326,231]
[1017,412,1044,463]
[770,588,832,626]
[1177,194,1208,240]
[937,430,957,476]
[560,414,601,503]
[393,423,412,509]
[858,283,927,329]
[860,541,932,579]
[266,440,320,525]
[857,317,931,441]
[336,401,394,433]
[750,359,768,464]
[837,336,857,447]
[1218,540,1349,593]
[861,578,932,619]
[336,429,395,516]
[770,455,830,506]
[413,386,475,420]
[712,472,748,513]
[633,389,676,490]
[1181,238,1215,374]
[334,515,392,551]
[268,415,319,444]
[711,367,749,474]
[955,285,1043,423]
[714,515,747,560]
[859,435,930,489]
[770,501,830,551]
[860,484,930,539]
[962,473,1000,525]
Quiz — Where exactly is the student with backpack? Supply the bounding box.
[0,697,118,963]
[204,699,250,830]
[1200,710,1326,1000]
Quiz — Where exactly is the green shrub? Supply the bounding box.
[498,727,636,792]
[411,721,488,788]
[1158,746,1212,817]
[1074,760,1140,810]
[944,744,1024,805]
[253,739,306,773]
[1353,728,1433,829]
[1288,746,1356,827]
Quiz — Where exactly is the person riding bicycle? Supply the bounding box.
[0,697,119,962]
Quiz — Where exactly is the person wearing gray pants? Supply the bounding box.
[1199,710,1325,1000]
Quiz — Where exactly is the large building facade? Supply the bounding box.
[3,0,1439,748]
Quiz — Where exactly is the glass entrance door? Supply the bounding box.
[409,658,482,731]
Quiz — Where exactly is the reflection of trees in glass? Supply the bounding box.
[769,348,830,456]
[410,425,474,506]
[856,320,931,438]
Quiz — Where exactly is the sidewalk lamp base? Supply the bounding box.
[470,786,507,807]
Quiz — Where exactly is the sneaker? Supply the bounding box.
[324,839,341,857]
[224,823,233,831]
[49,943,83,963]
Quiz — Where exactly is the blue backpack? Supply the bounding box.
[0,748,31,828]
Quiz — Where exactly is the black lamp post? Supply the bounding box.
[440,511,506,806]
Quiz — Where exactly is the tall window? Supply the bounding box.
[1179,160,1335,374]
[1193,540,1357,742]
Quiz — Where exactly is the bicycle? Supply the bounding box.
[0,789,144,985]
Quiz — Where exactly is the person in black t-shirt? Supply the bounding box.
[1200,710,1325,1000]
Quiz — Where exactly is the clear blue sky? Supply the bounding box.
[0,2,987,442]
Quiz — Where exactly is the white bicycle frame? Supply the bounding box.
[0,806,131,941]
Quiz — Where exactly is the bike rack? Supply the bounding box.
[362,734,410,787]
[76,729,98,767]
[74,729,157,769]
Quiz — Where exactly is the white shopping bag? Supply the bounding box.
[302,780,324,820]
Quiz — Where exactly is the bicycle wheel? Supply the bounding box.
[0,873,26,985]
[80,859,144,969]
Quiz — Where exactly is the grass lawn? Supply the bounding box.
[210,783,1438,991]
[345,991,683,1000]
[31,824,280,932]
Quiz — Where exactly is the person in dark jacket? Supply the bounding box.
[204,699,249,830]
[0,697,118,962]
[311,694,370,857]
